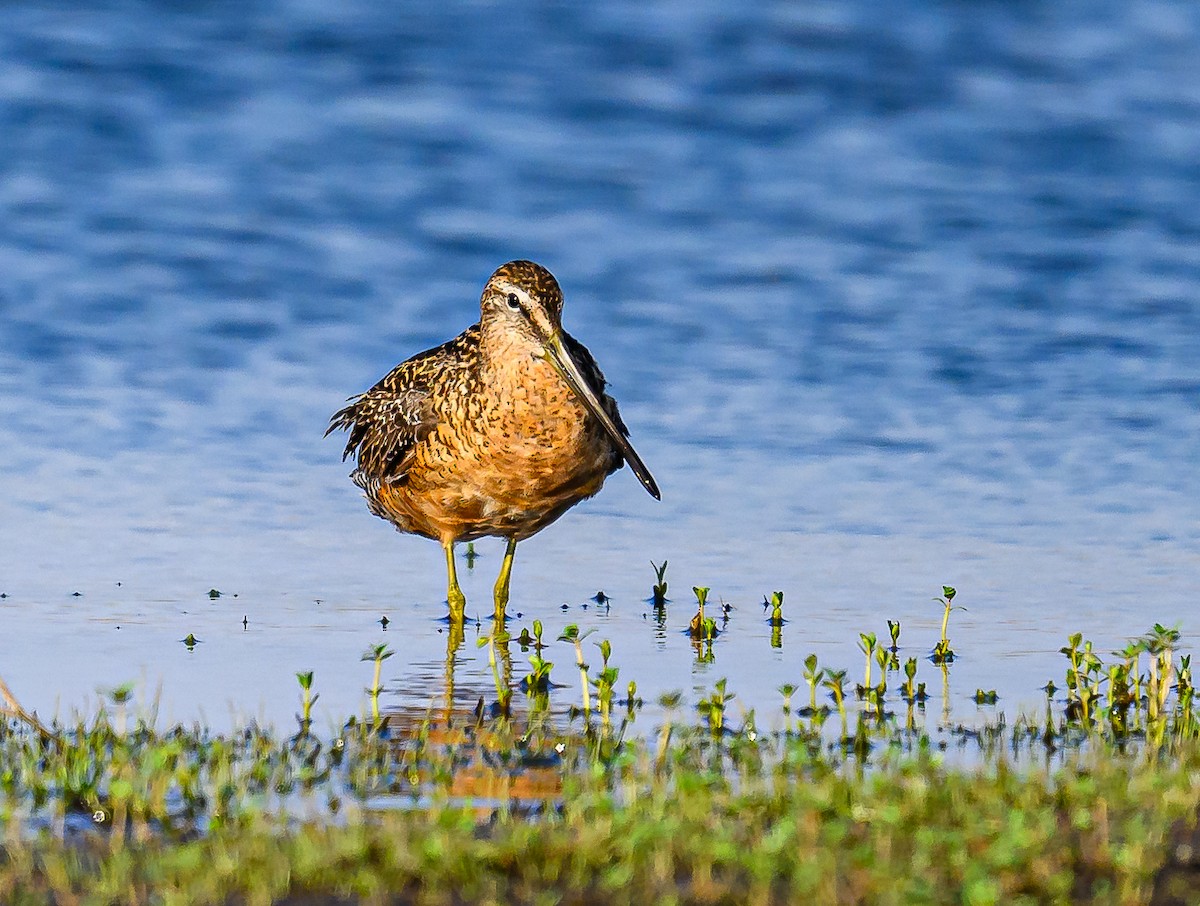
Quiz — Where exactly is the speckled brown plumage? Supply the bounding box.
[327,260,659,615]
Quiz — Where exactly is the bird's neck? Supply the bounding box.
[478,320,544,377]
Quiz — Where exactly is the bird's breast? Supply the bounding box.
[474,355,613,491]
[369,346,619,542]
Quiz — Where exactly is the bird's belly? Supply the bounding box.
[374,417,616,543]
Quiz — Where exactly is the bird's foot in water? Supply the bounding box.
[492,576,511,620]
[492,594,509,623]
[491,538,516,621]
[448,587,467,623]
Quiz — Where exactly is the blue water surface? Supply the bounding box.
[1,0,1198,733]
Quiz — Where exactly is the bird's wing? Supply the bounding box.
[326,327,480,482]
[325,387,430,482]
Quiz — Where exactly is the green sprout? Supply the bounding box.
[1115,642,1141,709]
[688,586,718,640]
[525,653,554,695]
[1106,662,1133,732]
[887,620,901,651]
[858,632,877,698]
[900,657,919,702]
[1142,623,1181,723]
[1042,679,1058,739]
[103,682,136,736]
[932,586,965,664]
[592,639,620,724]
[768,591,784,626]
[1061,633,1103,724]
[823,669,848,732]
[651,561,669,606]
[767,594,783,646]
[624,680,640,717]
[1178,655,1195,736]
[296,671,318,734]
[656,691,682,769]
[559,624,597,714]
[104,683,134,706]
[476,634,511,718]
[803,654,824,714]
[360,643,393,729]
[779,683,797,717]
[873,645,889,702]
[696,678,733,736]
[1116,641,1144,727]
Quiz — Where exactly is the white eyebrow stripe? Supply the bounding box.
[497,281,534,303]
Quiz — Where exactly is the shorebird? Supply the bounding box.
[327,260,659,619]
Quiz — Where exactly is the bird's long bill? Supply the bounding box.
[542,334,661,500]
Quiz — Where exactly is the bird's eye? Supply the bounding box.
[506,292,521,310]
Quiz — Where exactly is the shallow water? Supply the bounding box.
[2,1,1199,733]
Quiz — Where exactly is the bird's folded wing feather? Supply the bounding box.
[325,376,434,482]
[326,327,480,484]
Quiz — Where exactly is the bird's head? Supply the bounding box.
[481,259,564,346]
[478,259,660,500]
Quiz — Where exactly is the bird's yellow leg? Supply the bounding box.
[444,541,466,621]
[493,538,518,616]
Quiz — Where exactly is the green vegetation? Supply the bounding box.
[361,643,393,729]
[901,656,927,704]
[2,665,1200,904]
[687,585,718,641]
[2,587,1200,904]
[768,590,784,626]
[650,560,668,606]
[294,670,317,734]
[478,633,512,718]
[932,585,964,664]
[557,623,596,715]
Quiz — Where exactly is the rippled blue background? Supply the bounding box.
[2,1,1198,728]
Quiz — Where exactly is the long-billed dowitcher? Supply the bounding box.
[327,260,659,619]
